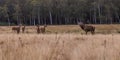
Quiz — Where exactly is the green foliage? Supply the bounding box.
[0,0,120,25]
[0,22,15,26]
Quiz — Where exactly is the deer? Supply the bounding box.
[22,25,26,33]
[36,24,47,34]
[40,25,47,33]
[36,25,40,34]
[78,22,95,34]
[12,25,21,34]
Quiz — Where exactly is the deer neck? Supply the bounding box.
[23,26,25,27]
[80,25,85,30]
[19,26,21,28]
[37,26,40,29]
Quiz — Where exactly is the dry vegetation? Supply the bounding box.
[0,25,119,60]
[0,34,119,60]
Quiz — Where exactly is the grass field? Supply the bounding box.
[0,34,119,60]
[0,25,120,60]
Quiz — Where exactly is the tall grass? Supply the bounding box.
[0,34,119,60]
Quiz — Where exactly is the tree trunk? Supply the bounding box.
[115,12,120,23]
[98,4,101,24]
[49,11,53,25]
[38,7,40,25]
[93,5,97,24]
[33,16,36,26]
[17,15,19,25]
[7,17,10,26]
[30,16,32,25]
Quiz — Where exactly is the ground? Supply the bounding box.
[0,24,120,34]
[0,25,120,60]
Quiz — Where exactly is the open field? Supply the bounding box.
[0,34,119,60]
[0,24,120,34]
[0,25,120,60]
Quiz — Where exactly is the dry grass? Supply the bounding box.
[0,25,119,60]
[0,34,119,60]
[0,24,120,34]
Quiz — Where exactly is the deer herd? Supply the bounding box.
[11,22,95,34]
[12,24,47,34]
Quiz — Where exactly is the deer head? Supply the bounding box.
[44,24,47,27]
[78,22,85,30]
[36,24,39,28]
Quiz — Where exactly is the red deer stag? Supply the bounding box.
[12,25,21,34]
[78,22,95,34]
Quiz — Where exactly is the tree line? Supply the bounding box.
[0,0,120,25]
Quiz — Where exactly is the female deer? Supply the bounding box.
[40,25,47,33]
[36,25,40,34]
[12,25,21,34]
[36,24,47,34]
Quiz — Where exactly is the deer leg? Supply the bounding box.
[38,29,41,34]
[43,30,45,34]
[86,31,88,35]
[23,30,25,33]
[91,31,95,35]
[91,31,93,34]
[17,30,19,34]
[37,30,40,34]
[93,31,95,34]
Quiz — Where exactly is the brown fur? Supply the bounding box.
[22,25,26,33]
[36,25,40,34]
[36,25,47,34]
[12,26,21,34]
[40,25,47,33]
[78,22,95,34]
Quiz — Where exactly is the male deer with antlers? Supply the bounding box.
[78,22,95,34]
